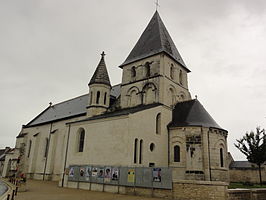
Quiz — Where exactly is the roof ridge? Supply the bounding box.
[156,12,164,53]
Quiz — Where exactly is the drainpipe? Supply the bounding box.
[61,124,71,187]
[167,126,170,167]
[43,122,53,181]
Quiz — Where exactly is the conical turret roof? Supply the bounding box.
[120,11,189,71]
[89,52,111,86]
[169,99,226,131]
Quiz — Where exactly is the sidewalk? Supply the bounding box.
[16,180,161,200]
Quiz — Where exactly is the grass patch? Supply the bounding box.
[229,182,266,189]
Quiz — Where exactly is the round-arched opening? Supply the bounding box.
[150,143,155,152]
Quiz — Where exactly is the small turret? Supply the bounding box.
[87,52,111,117]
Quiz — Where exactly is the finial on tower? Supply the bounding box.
[101,51,106,58]
[155,0,160,11]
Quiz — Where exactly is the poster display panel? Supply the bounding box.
[135,167,152,188]
[68,165,80,182]
[152,167,172,189]
[97,167,104,183]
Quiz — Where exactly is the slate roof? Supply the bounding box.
[89,52,111,86]
[25,84,121,127]
[169,99,225,131]
[68,103,163,124]
[120,11,189,72]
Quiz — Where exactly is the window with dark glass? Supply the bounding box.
[96,91,100,104]
[78,129,85,152]
[156,113,161,134]
[131,66,136,78]
[145,62,150,77]
[139,139,143,164]
[104,92,107,105]
[220,148,224,167]
[134,138,138,163]
[174,145,180,162]
[44,138,49,158]
[28,140,32,158]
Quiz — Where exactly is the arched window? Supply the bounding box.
[131,66,136,78]
[139,139,143,164]
[145,62,150,77]
[44,138,49,158]
[174,145,180,162]
[170,64,174,79]
[104,92,107,105]
[96,91,100,104]
[179,70,183,85]
[134,138,138,163]
[169,88,175,106]
[220,148,224,167]
[156,113,161,134]
[90,91,93,104]
[28,140,32,158]
[78,128,85,152]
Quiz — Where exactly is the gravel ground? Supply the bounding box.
[16,180,161,200]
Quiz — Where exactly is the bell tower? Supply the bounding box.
[119,11,191,109]
[87,52,111,117]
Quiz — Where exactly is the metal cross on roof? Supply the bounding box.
[155,0,160,11]
[101,51,106,57]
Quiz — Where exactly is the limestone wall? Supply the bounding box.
[229,168,266,183]
[66,105,172,168]
[173,180,228,200]
[228,189,266,200]
[65,179,228,200]
[120,53,191,109]
[170,126,229,182]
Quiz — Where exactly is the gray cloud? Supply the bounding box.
[0,0,266,160]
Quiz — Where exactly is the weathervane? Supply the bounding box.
[155,0,160,11]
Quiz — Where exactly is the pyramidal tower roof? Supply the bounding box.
[89,52,111,86]
[120,11,189,71]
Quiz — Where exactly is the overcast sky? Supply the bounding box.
[0,0,266,160]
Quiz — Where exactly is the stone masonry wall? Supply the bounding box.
[173,180,228,200]
[230,168,266,183]
[228,189,266,200]
[66,180,228,200]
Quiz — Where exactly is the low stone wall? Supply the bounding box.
[66,179,228,200]
[229,169,266,183]
[228,189,266,200]
[173,180,228,200]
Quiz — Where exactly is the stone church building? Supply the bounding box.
[13,11,229,199]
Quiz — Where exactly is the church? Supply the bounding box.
[12,11,229,199]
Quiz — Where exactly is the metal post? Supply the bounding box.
[61,124,71,187]
[11,190,15,200]
[7,194,10,200]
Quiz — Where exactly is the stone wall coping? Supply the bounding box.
[229,188,266,193]
[172,179,229,186]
